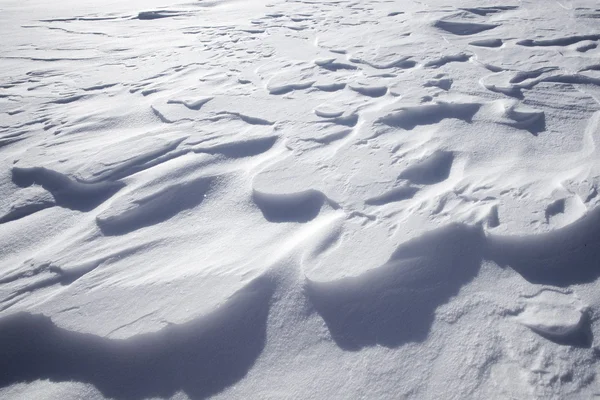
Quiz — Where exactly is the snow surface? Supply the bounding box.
[2,0,600,398]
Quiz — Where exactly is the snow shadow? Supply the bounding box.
[308,208,600,351]
[97,177,213,236]
[0,277,274,400]
[252,189,337,223]
[534,312,593,348]
[12,167,123,212]
[487,207,600,286]
[398,151,454,185]
[305,224,485,350]
[378,102,481,130]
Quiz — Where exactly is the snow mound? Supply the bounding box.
[517,290,591,347]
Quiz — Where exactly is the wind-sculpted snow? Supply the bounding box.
[193,136,278,158]
[398,151,454,185]
[97,176,214,235]
[487,207,600,286]
[516,290,592,348]
[517,35,600,47]
[3,0,600,398]
[460,6,518,16]
[0,277,274,400]
[378,102,481,130]
[433,20,499,36]
[306,224,485,350]
[252,189,338,223]
[364,185,419,206]
[469,38,503,48]
[307,209,600,350]
[11,167,124,212]
[424,53,471,69]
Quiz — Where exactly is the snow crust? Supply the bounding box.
[2,0,600,398]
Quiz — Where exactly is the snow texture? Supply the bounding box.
[2,0,600,399]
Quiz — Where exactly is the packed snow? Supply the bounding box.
[2,0,600,398]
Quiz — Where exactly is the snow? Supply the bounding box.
[1,0,600,398]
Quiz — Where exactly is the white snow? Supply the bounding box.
[2,0,600,398]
